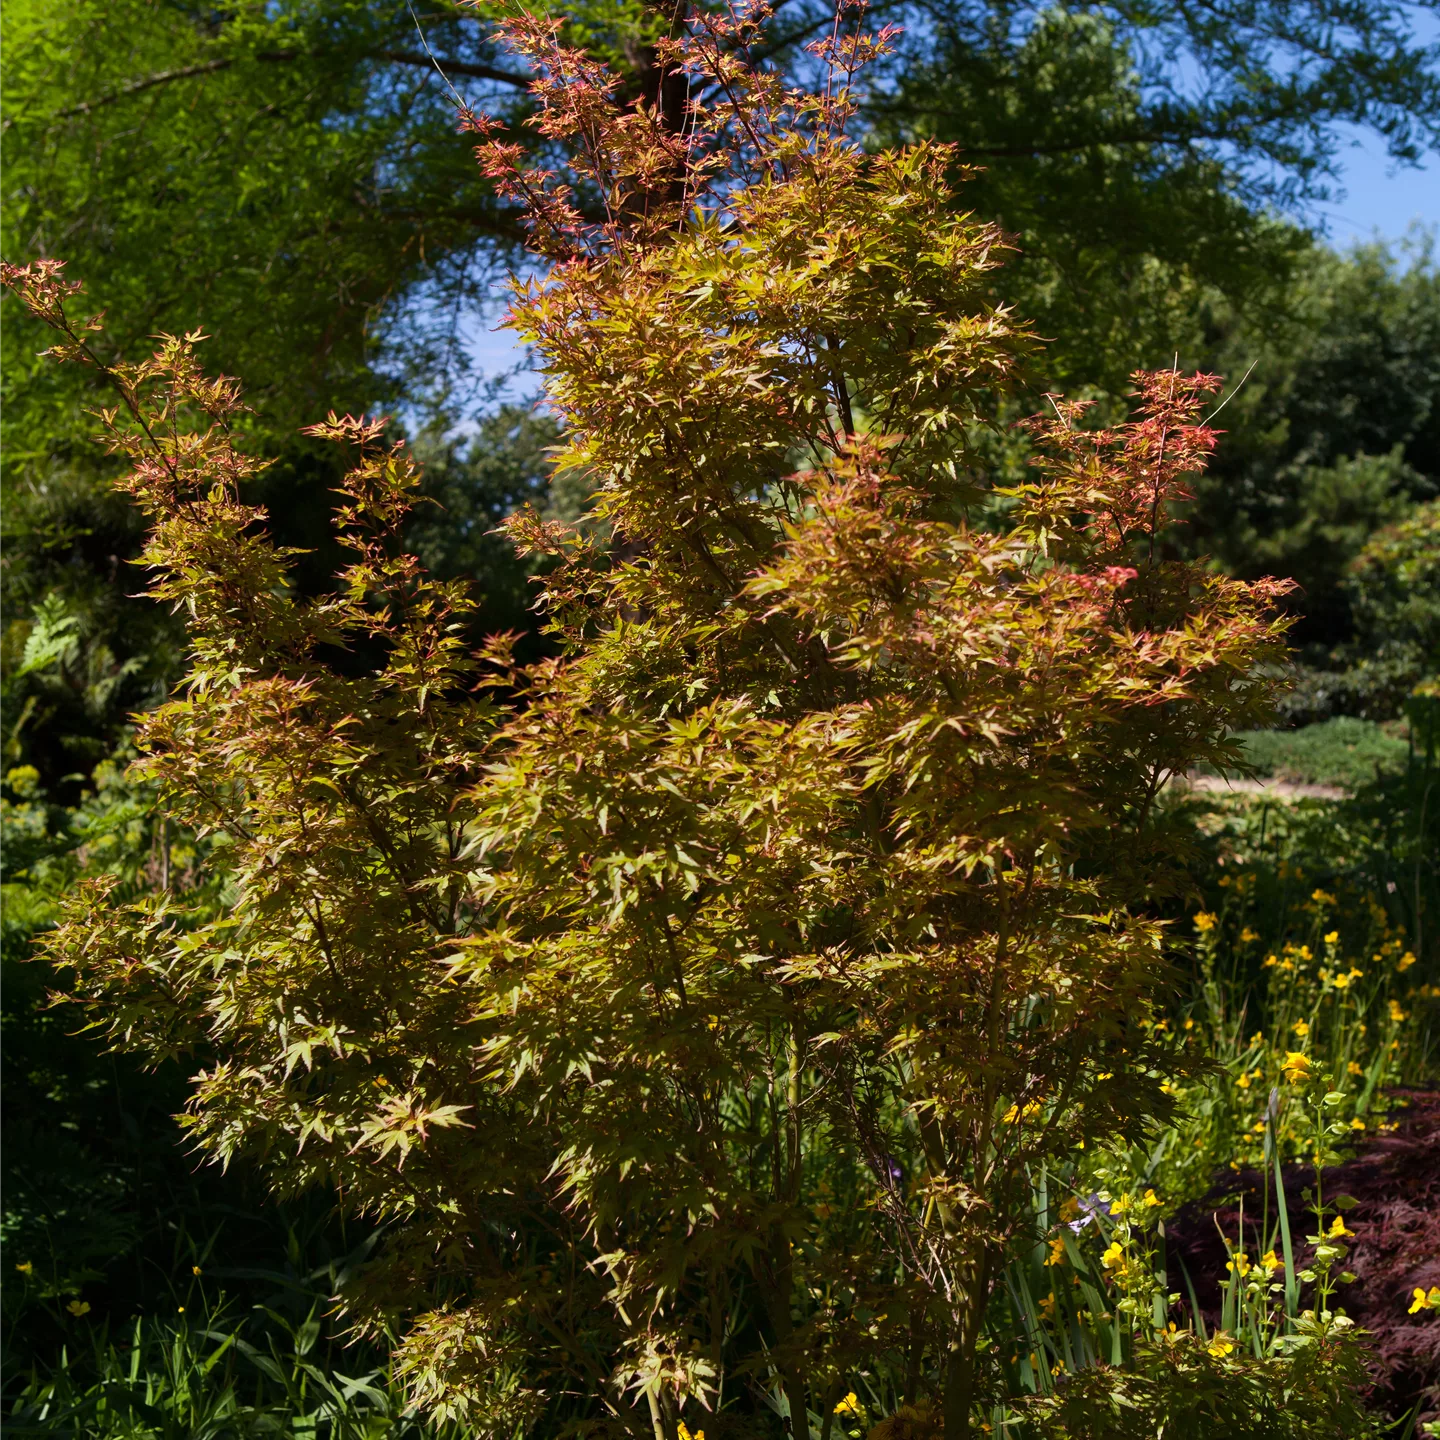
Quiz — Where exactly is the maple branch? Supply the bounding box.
[50,47,530,123]
[373,49,531,88]
[53,53,298,119]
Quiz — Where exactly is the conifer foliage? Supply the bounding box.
[5,4,1293,1434]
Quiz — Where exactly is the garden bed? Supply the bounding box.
[1166,1088,1440,1424]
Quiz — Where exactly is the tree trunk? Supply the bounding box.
[943,1312,978,1440]
[943,1253,991,1440]
[762,1226,810,1440]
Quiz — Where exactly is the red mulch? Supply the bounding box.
[1163,1088,1440,1423]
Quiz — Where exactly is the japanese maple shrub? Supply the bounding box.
[8,3,1292,1435]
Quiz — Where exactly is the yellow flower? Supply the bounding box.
[1323,930,1340,945]
[1207,1333,1236,1357]
[1240,927,1258,943]
[1348,1061,1364,1076]
[67,1300,91,1317]
[1328,1215,1355,1240]
[1101,1242,1127,1272]
[1003,1100,1042,1124]
[1261,1250,1281,1275]
[1226,1252,1252,1277]
[832,1395,861,1418]
[1194,912,1217,933]
[1045,1237,1067,1266]
[1040,1292,1057,1318]
[1311,889,1335,906]
[192,1265,203,1277]
[1184,1018,1195,1031]
[15,1261,34,1275]
[1397,952,1417,973]
[1350,1117,1366,1131]
[1292,1019,1310,1038]
[1235,1070,1252,1090]
[1331,971,1353,990]
[1281,1051,1313,1084]
[1060,1197,1080,1222]
[1389,1000,1409,1023]
[1110,1193,1132,1215]
[1407,1287,1440,1315]
[1143,1188,1162,1208]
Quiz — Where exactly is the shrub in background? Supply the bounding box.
[1345,492,1440,648]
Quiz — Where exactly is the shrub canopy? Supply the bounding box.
[8,6,1295,1434]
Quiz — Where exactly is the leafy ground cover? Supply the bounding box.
[1224,719,1411,791]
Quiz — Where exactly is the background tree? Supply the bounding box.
[877,0,1440,393]
[1185,240,1440,667]
[874,0,1440,665]
[2,0,537,796]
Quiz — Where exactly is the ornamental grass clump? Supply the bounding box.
[5,3,1301,1433]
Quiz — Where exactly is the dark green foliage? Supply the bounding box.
[7,1239,456,1439]
[2,749,249,1382]
[1186,243,1440,659]
[1265,499,1440,723]
[1291,501,1440,722]
[1348,503,1440,662]
[407,404,567,653]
